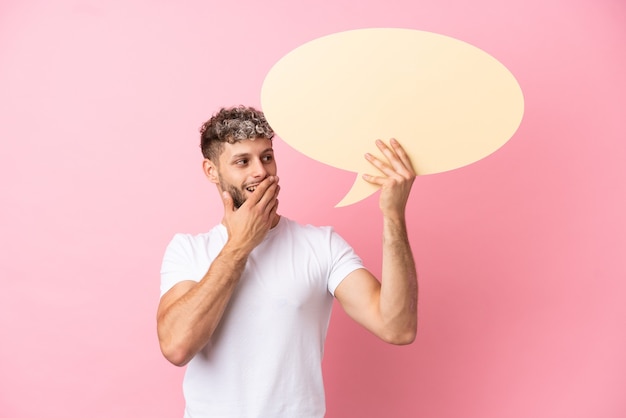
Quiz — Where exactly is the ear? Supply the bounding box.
[202,158,219,184]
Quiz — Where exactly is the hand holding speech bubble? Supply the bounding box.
[261,28,524,207]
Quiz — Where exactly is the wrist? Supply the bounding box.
[221,240,254,264]
[382,209,406,225]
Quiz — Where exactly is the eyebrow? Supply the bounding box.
[230,148,274,161]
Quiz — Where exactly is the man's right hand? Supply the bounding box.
[221,176,280,254]
[158,176,280,366]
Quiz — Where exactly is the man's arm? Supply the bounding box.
[156,176,280,366]
[334,139,417,344]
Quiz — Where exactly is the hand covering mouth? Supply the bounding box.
[245,184,259,192]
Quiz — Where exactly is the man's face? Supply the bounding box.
[211,138,277,208]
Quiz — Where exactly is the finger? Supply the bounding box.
[248,177,279,212]
[221,190,234,212]
[269,196,279,218]
[361,173,386,186]
[364,150,413,187]
[376,139,411,175]
[389,138,416,175]
[376,139,399,162]
[365,151,395,177]
[257,183,280,213]
[244,176,277,205]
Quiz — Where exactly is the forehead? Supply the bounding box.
[219,138,274,160]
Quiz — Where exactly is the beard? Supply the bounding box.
[220,178,247,209]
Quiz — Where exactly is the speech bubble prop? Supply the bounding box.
[261,28,524,207]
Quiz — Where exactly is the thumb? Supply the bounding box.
[222,191,234,212]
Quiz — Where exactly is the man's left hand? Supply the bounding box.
[362,138,416,218]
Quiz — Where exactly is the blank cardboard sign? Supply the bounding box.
[261,28,524,207]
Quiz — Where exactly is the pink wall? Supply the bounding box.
[1,0,625,417]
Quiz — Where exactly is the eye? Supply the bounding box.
[235,159,248,166]
[262,154,274,163]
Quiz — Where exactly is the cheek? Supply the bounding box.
[221,172,246,189]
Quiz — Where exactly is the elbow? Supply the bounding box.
[379,319,417,345]
[157,327,195,367]
[160,342,193,367]
[382,328,416,345]
[157,318,196,367]
[395,330,417,345]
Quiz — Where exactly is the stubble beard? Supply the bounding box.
[220,178,247,209]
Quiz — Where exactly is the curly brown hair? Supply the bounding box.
[200,106,275,162]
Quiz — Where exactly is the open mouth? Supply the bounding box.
[245,184,259,193]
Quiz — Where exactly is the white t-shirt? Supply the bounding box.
[160,217,364,418]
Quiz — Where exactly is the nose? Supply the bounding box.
[250,158,268,179]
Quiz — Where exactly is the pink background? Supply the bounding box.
[1,0,625,417]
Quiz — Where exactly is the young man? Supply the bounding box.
[157,106,417,417]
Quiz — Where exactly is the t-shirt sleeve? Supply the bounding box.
[326,228,364,296]
[160,233,197,297]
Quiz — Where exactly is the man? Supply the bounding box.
[157,106,417,417]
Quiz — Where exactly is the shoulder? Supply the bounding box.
[160,226,226,296]
[163,225,226,258]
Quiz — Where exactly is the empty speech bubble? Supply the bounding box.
[261,28,524,207]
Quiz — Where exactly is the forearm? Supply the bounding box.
[158,176,280,366]
[157,244,249,366]
[379,215,418,344]
[343,138,417,344]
